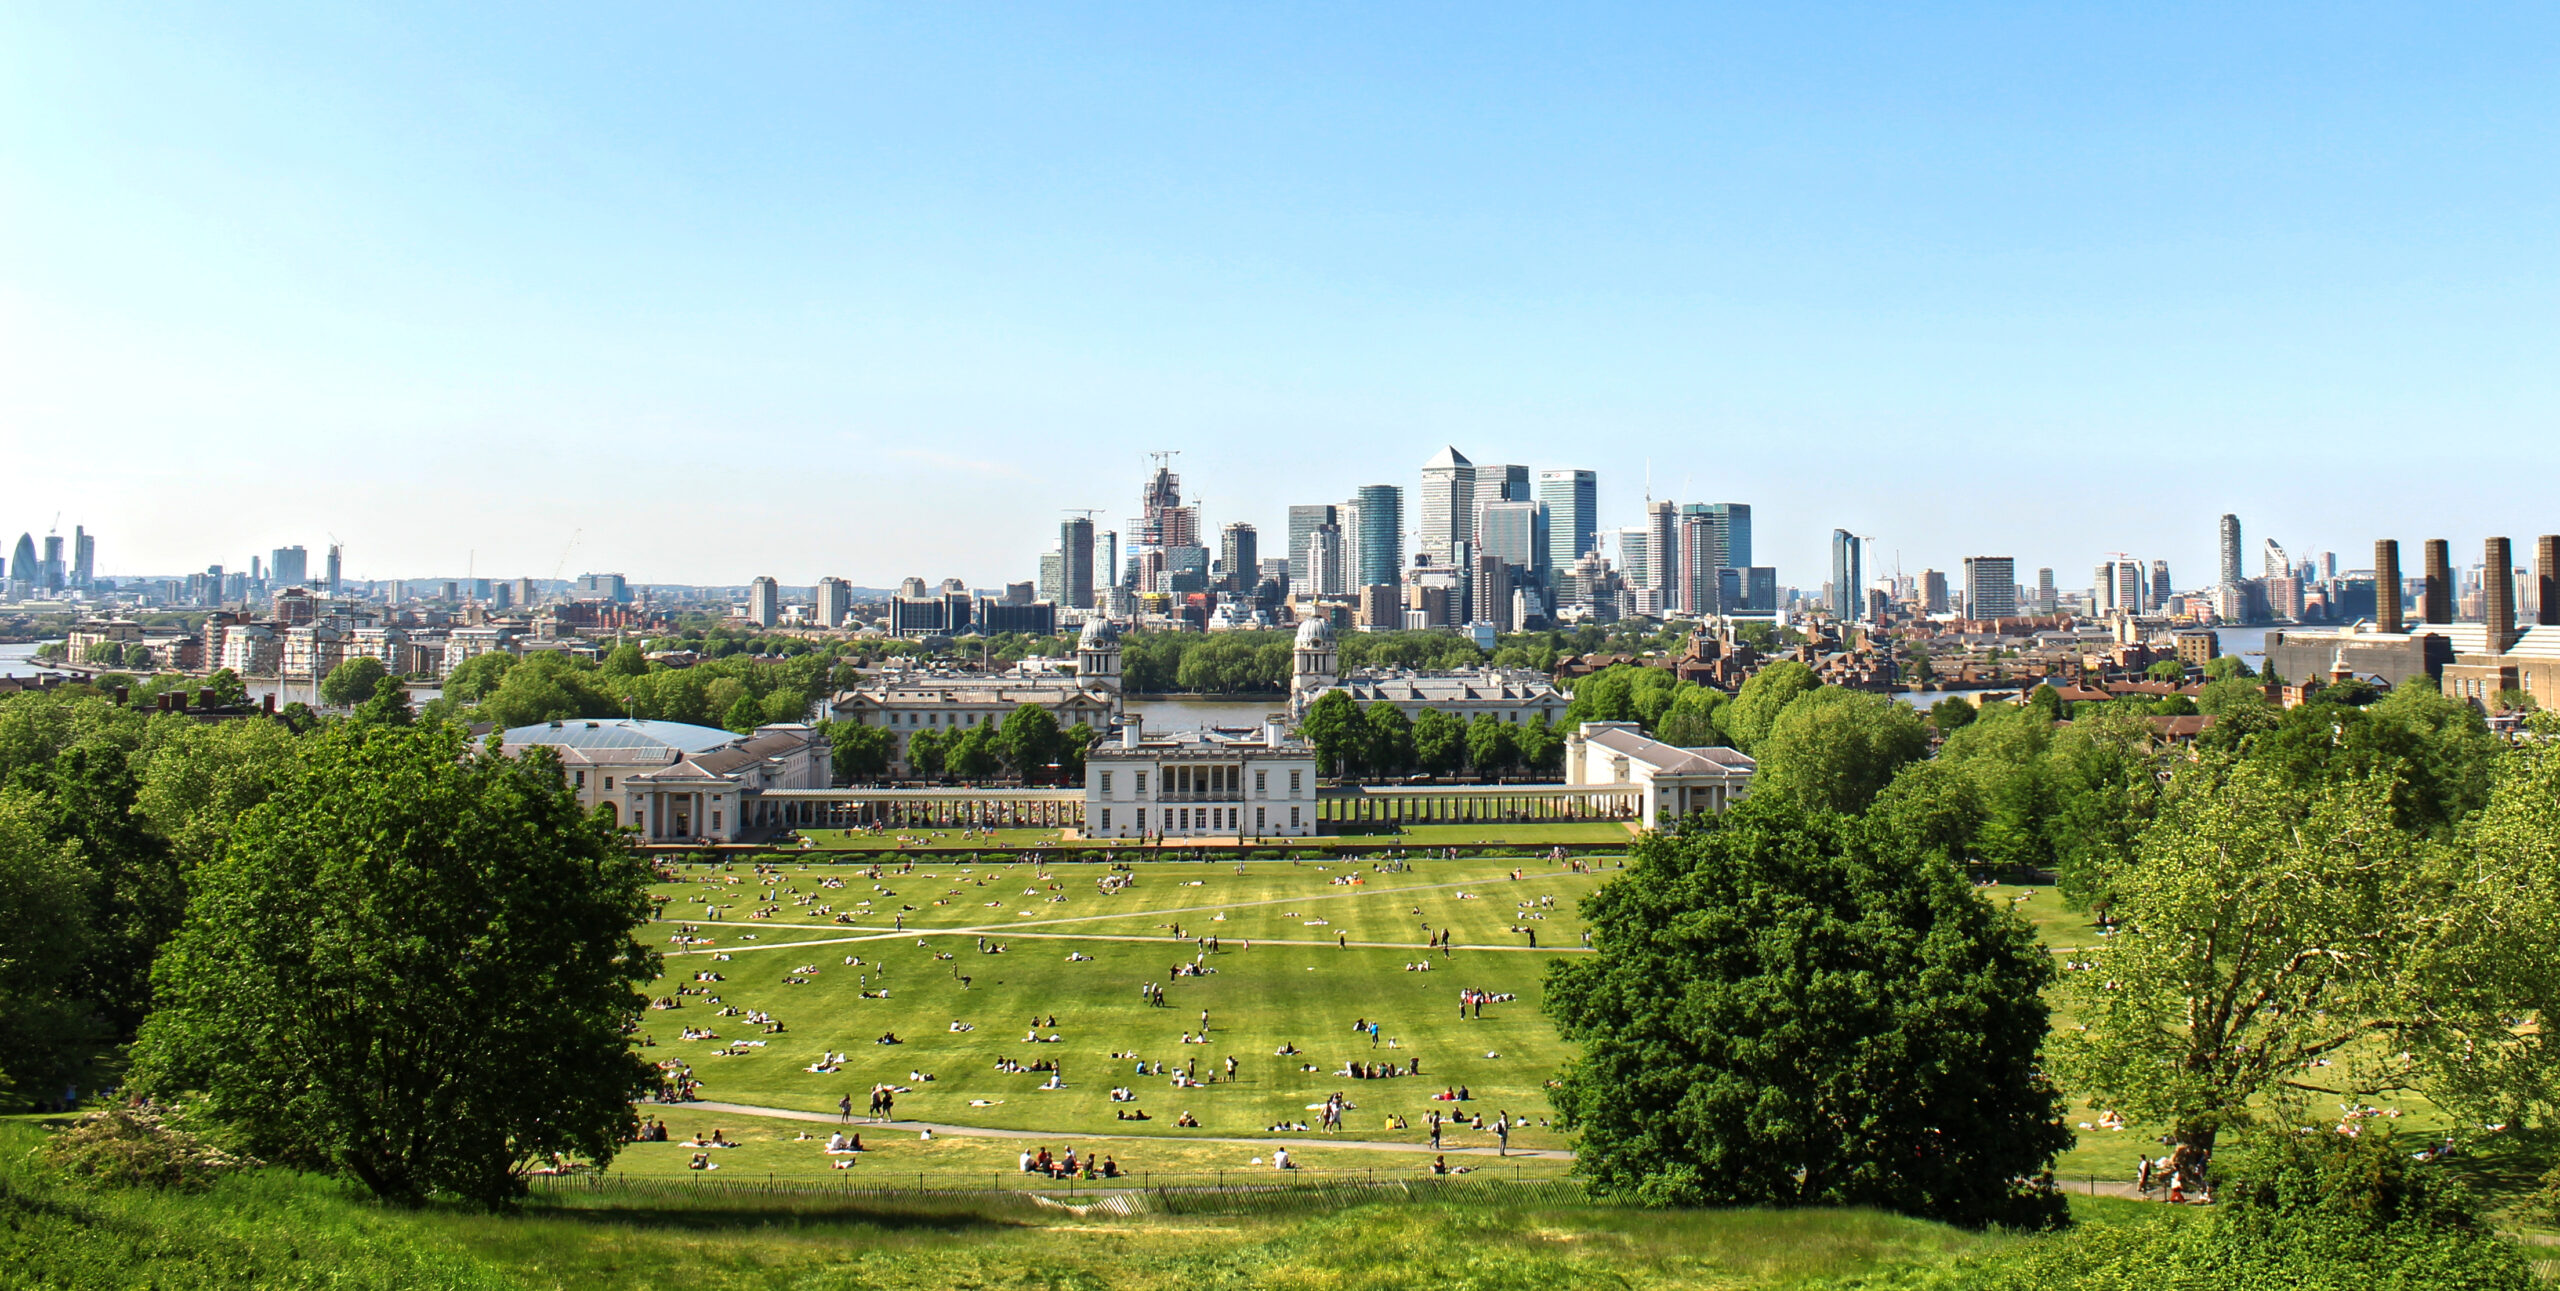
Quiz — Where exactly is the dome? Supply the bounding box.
[1295,617,1336,648]
[500,718,742,754]
[1077,617,1121,649]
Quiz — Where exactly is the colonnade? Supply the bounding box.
[759,790,1084,831]
[1315,788,1642,824]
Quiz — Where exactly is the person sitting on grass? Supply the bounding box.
[1116,1107,1150,1120]
[877,1032,901,1045]
[688,1152,716,1171]
[1175,1111,1200,1127]
[1101,1155,1120,1178]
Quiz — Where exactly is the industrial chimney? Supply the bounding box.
[2422,539,2453,625]
[2485,537,2516,653]
[2374,540,2402,634]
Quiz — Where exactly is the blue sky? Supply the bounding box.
[4,4,2555,589]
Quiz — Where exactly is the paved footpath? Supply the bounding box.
[670,1099,1574,1161]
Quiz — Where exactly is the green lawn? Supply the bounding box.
[640,856,1598,1159]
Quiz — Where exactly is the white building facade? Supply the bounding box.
[1082,719,1320,840]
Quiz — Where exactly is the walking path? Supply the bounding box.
[667,872,1589,957]
[670,1099,1574,1160]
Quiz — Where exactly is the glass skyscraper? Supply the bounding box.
[1352,484,1404,590]
[1536,469,1596,577]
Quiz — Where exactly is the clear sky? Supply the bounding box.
[4,4,2555,590]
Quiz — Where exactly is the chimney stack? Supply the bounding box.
[2539,535,2560,627]
[2423,539,2453,624]
[2374,540,2403,634]
[2485,537,2516,653]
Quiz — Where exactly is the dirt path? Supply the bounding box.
[670,1098,1574,1160]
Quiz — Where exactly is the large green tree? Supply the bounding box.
[1298,690,1361,776]
[1546,795,2069,1229]
[829,720,895,783]
[0,787,100,1110]
[318,655,388,708]
[131,723,658,1208]
[996,704,1063,781]
[1720,660,1818,751]
[2056,752,2560,1159]
[1746,686,1930,815]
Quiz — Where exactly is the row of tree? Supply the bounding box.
[1295,691,1569,778]
[1549,657,2551,1237]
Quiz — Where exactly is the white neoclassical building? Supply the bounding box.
[497,718,832,843]
[829,619,1125,774]
[1082,717,1320,840]
[1286,616,1567,726]
[1562,721,1755,830]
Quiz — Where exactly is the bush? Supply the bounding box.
[41,1103,256,1191]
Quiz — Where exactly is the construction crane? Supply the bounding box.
[553,528,583,586]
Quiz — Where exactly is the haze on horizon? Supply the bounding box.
[4,5,2556,590]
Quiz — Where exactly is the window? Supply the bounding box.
[1135,772,1147,795]
[1136,808,1147,831]
[1100,808,1111,829]
[1100,771,1113,794]
[604,776,613,790]
[1256,807,1266,830]
[575,770,586,788]
[1255,769,1267,795]
[1179,809,1190,830]
[1290,806,1301,828]
[711,811,722,830]
[1289,770,1302,795]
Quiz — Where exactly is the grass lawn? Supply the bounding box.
[641,856,1602,1156]
[788,821,1636,854]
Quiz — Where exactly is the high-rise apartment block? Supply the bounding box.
[2219,514,2243,587]
[1349,484,1403,591]
[746,576,780,628]
[1219,522,1258,594]
[1061,516,1095,610]
[270,545,309,588]
[816,577,853,627]
[1830,530,1863,619]
[1287,505,1337,596]
[1963,557,2017,619]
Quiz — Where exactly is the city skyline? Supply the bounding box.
[7,8,2559,586]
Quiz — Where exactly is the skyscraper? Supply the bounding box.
[1678,513,1718,615]
[816,577,853,627]
[1707,503,1753,569]
[1644,500,1678,612]
[2037,567,2056,613]
[270,545,309,588]
[1535,469,1597,576]
[1219,522,1258,594]
[1306,523,1346,596]
[1830,530,1863,619]
[1287,505,1337,597]
[2219,514,2243,587]
[326,544,343,595]
[2261,539,2289,584]
[1481,464,1531,504]
[1476,499,1546,585]
[1919,569,1949,614]
[2149,560,2171,611]
[1963,557,2017,619]
[1100,531,1120,592]
[1417,446,1476,566]
[1351,485,1403,590]
[1060,516,1095,609]
[42,535,64,591]
[1130,456,1196,552]
[71,527,94,590]
[1616,527,1652,615]
[7,534,33,588]
[747,576,780,628]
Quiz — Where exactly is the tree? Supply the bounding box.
[2146,658,2188,684]
[1747,687,1930,815]
[1721,661,1819,751]
[601,644,647,678]
[41,737,182,1038]
[947,724,1001,781]
[0,787,100,1111]
[1058,722,1095,784]
[2041,705,2168,909]
[1299,690,1361,776]
[1412,708,1466,777]
[130,723,658,1208]
[904,728,949,779]
[82,641,122,665]
[1362,702,1415,777]
[721,693,763,735]
[356,674,415,726]
[2022,683,2065,722]
[199,669,249,708]
[2202,653,2256,681]
[1515,713,1564,775]
[1465,712,1517,777]
[1654,686,1728,748]
[319,655,389,708]
[1546,795,2069,1229]
[1929,694,1978,734]
[441,652,516,703]
[829,721,894,783]
[996,704,1063,782]
[2055,754,2555,1161]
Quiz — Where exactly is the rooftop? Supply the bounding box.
[499,718,743,754]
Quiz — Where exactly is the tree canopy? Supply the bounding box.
[1546,794,2070,1229]
[131,722,658,1208]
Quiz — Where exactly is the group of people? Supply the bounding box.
[1018,1146,1121,1179]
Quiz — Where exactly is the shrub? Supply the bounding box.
[41,1103,257,1191]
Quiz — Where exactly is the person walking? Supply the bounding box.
[1429,1110,1443,1150]
[838,1094,854,1124]
[1495,1111,1510,1157]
